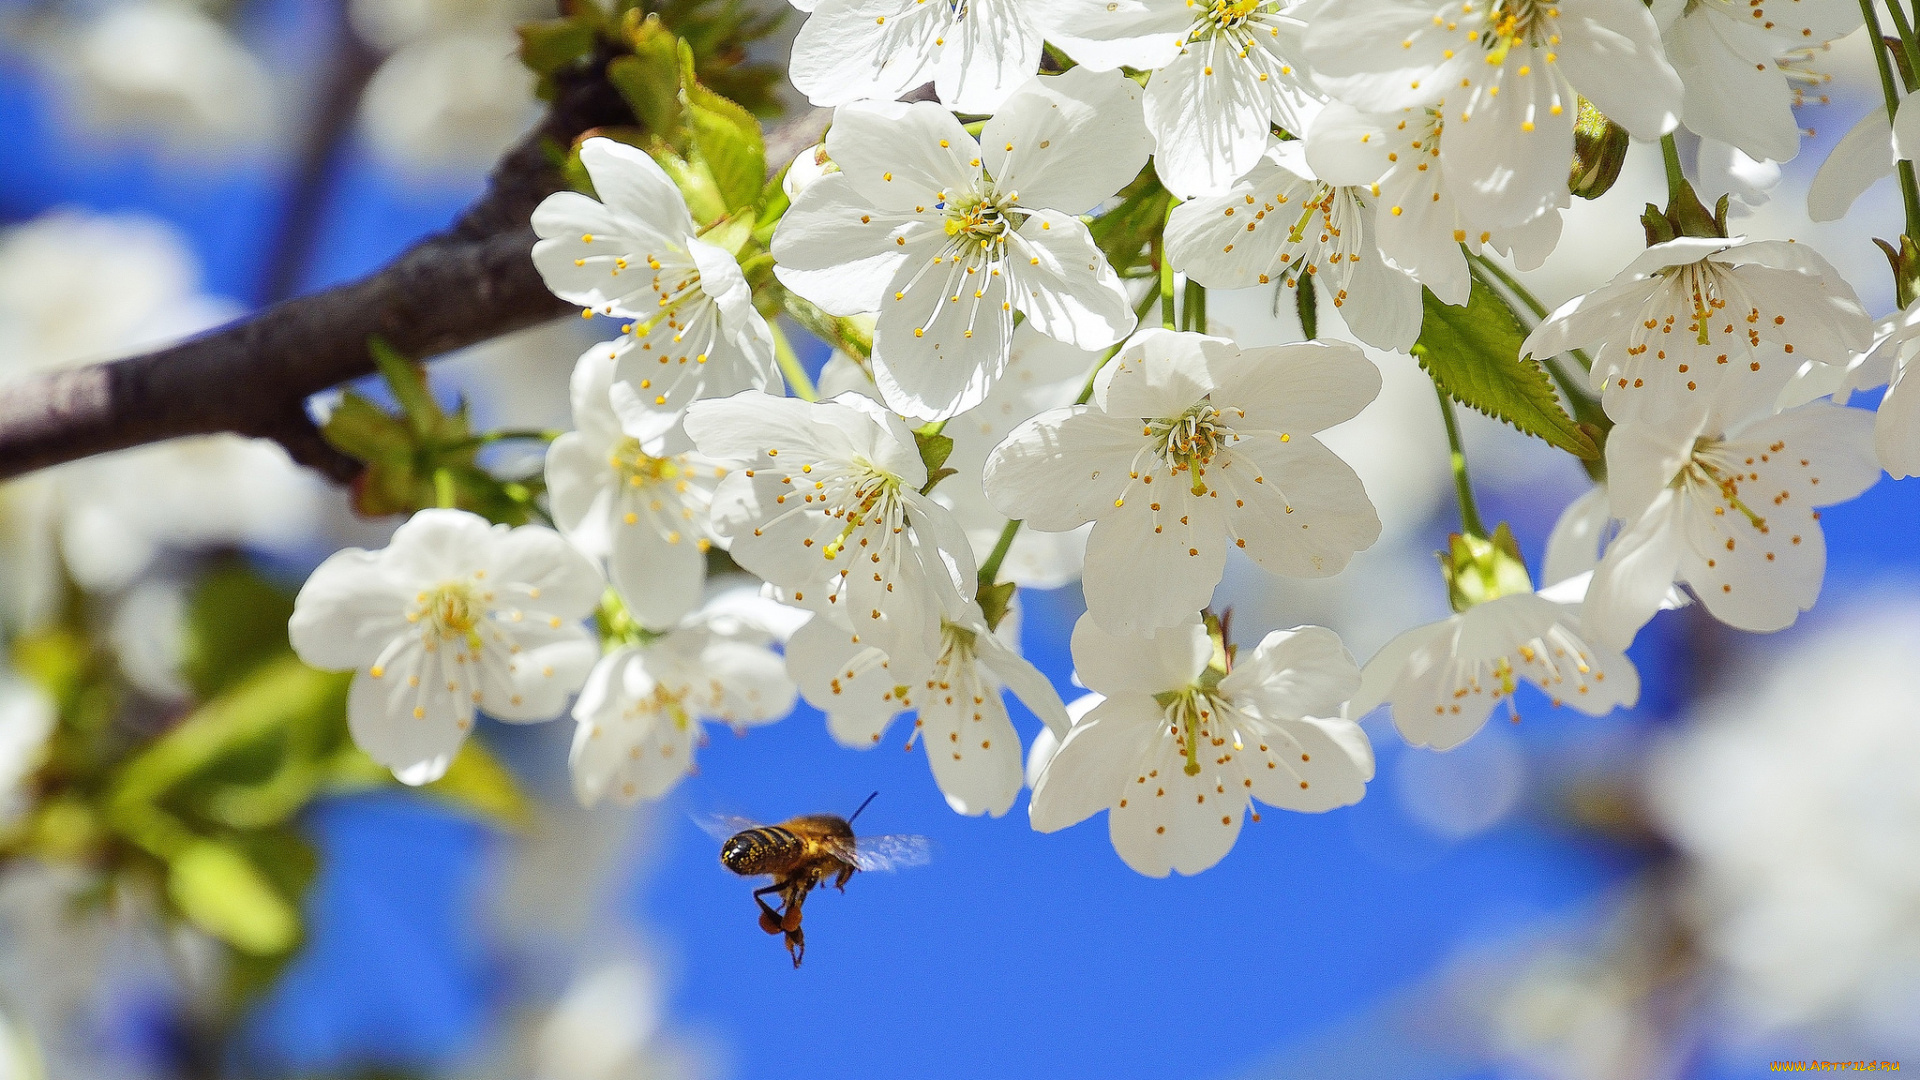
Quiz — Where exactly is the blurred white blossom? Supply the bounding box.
[56,0,274,143]
[1651,601,1920,1051]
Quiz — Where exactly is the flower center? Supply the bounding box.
[944,193,1011,249]
[609,436,683,489]
[821,464,908,561]
[1481,0,1554,61]
[413,581,485,646]
[1198,0,1267,32]
[1153,684,1232,776]
[1148,402,1232,495]
[1661,260,1731,346]
[1680,438,1770,531]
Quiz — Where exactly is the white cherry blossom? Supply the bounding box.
[289,509,602,785]
[1854,302,1920,479]
[1522,236,1870,426]
[1649,604,1920,1045]
[1304,100,1565,305]
[1807,93,1920,222]
[1038,0,1323,198]
[984,329,1382,635]
[1349,591,1639,750]
[1305,0,1681,228]
[1652,0,1857,164]
[1030,614,1372,878]
[1582,400,1881,650]
[819,326,1098,587]
[787,0,1044,113]
[684,391,976,665]
[1165,139,1423,351]
[531,138,778,446]
[569,595,796,807]
[788,596,1069,818]
[545,347,724,631]
[771,67,1151,421]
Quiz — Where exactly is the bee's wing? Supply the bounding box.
[692,812,764,843]
[838,833,933,873]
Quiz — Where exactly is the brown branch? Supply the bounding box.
[0,63,831,484]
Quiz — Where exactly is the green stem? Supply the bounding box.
[1434,384,1485,538]
[1659,133,1688,207]
[446,428,561,452]
[1864,0,1920,239]
[1882,0,1920,90]
[1183,279,1207,334]
[1159,245,1176,331]
[976,517,1022,588]
[433,468,458,509]
[770,320,819,402]
[1160,198,1180,330]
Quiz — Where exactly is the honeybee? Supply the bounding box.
[699,793,930,967]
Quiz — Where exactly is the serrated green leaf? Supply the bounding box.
[1412,282,1598,460]
[606,49,683,147]
[167,839,299,955]
[678,41,764,210]
[647,144,730,225]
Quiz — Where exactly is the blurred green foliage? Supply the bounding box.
[3,558,533,1011]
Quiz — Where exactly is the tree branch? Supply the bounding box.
[0,64,830,484]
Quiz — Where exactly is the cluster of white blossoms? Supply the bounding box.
[287,0,1920,879]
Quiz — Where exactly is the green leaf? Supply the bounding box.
[319,393,411,467]
[517,15,602,79]
[975,580,1017,632]
[369,338,444,441]
[424,740,535,830]
[606,48,683,146]
[1413,282,1598,460]
[1089,168,1169,278]
[913,427,954,475]
[180,562,297,700]
[678,41,765,210]
[167,839,299,955]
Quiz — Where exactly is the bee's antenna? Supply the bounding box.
[847,791,879,825]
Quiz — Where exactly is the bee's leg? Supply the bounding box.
[785,924,805,968]
[832,863,855,892]
[751,883,786,934]
[779,878,813,933]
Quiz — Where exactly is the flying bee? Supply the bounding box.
[699,793,930,968]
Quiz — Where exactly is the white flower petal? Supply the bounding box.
[983,66,1152,213]
[1029,692,1162,832]
[1219,624,1361,722]
[1808,107,1896,222]
[1006,212,1137,351]
[1069,612,1209,697]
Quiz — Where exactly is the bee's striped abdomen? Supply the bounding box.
[720,826,805,876]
